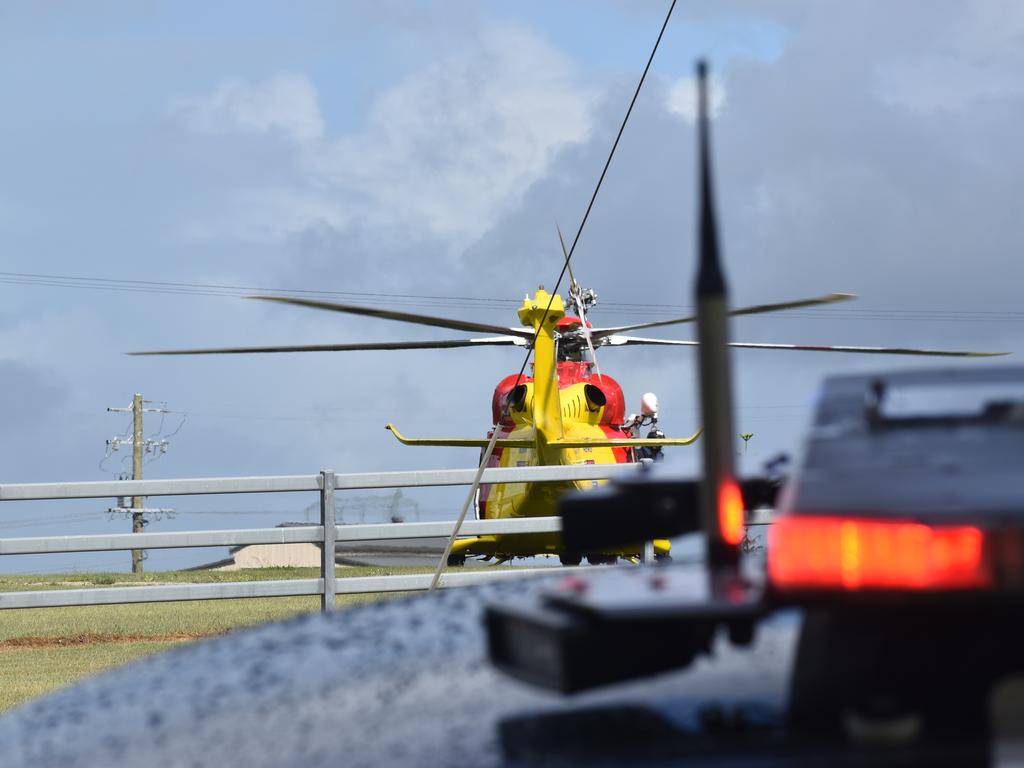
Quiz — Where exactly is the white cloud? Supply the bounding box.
[665,74,726,124]
[173,73,325,143]
[181,187,347,244]
[316,23,593,242]
[874,2,1024,112]
[176,23,594,249]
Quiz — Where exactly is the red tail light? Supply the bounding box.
[719,479,745,547]
[768,516,993,592]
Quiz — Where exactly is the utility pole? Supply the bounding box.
[106,394,172,574]
[131,393,144,573]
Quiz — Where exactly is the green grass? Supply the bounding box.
[2,566,338,591]
[0,567,428,712]
[0,643,172,710]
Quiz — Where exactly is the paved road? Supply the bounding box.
[335,536,448,567]
[335,533,705,568]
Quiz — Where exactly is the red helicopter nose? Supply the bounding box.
[556,316,592,331]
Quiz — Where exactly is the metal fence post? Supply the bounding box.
[320,470,337,612]
[642,540,655,564]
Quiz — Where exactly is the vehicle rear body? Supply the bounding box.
[769,367,1024,735]
[772,366,1024,597]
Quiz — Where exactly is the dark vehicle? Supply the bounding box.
[486,366,1024,764]
[774,365,1024,596]
[770,366,1024,743]
[782,366,1024,525]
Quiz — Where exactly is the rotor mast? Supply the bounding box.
[518,289,566,461]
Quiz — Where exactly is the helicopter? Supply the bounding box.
[133,269,1005,566]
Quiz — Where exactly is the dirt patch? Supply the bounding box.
[0,631,227,650]
[19,581,183,588]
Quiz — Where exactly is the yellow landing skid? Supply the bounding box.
[386,423,703,449]
[448,534,671,561]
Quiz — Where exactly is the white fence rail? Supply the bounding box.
[0,464,638,501]
[0,464,643,611]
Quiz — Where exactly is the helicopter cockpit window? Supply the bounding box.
[556,340,586,363]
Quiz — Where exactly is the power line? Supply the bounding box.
[0,512,111,530]
[0,271,523,306]
[4,270,1023,322]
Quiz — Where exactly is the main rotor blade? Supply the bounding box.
[129,336,524,356]
[251,296,532,338]
[605,335,1008,357]
[590,293,856,338]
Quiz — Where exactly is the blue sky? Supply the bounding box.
[1,1,1022,572]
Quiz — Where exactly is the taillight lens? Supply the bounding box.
[719,479,745,546]
[768,516,993,592]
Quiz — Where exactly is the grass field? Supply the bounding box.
[0,567,424,713]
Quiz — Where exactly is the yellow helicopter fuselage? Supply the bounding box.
[386,290,700,563]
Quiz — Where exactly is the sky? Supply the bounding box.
[1,1,1022,572]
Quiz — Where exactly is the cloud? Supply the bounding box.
[665,74,726,123]
[175,23,594,251]
[181,187,347,244]
[316,23,594,242]
[173,73,325,143]
[874,2,1024,113]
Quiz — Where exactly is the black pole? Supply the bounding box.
[693,61,741,572]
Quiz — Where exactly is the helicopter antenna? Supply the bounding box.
[429,0,678,590]
[555,222,583,316]
[556,222,581,299]
[557,221,603,381]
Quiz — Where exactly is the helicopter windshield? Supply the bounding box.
[555,341,592,364]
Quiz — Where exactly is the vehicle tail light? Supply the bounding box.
[768,516,993,592]
[719,479,745,546]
